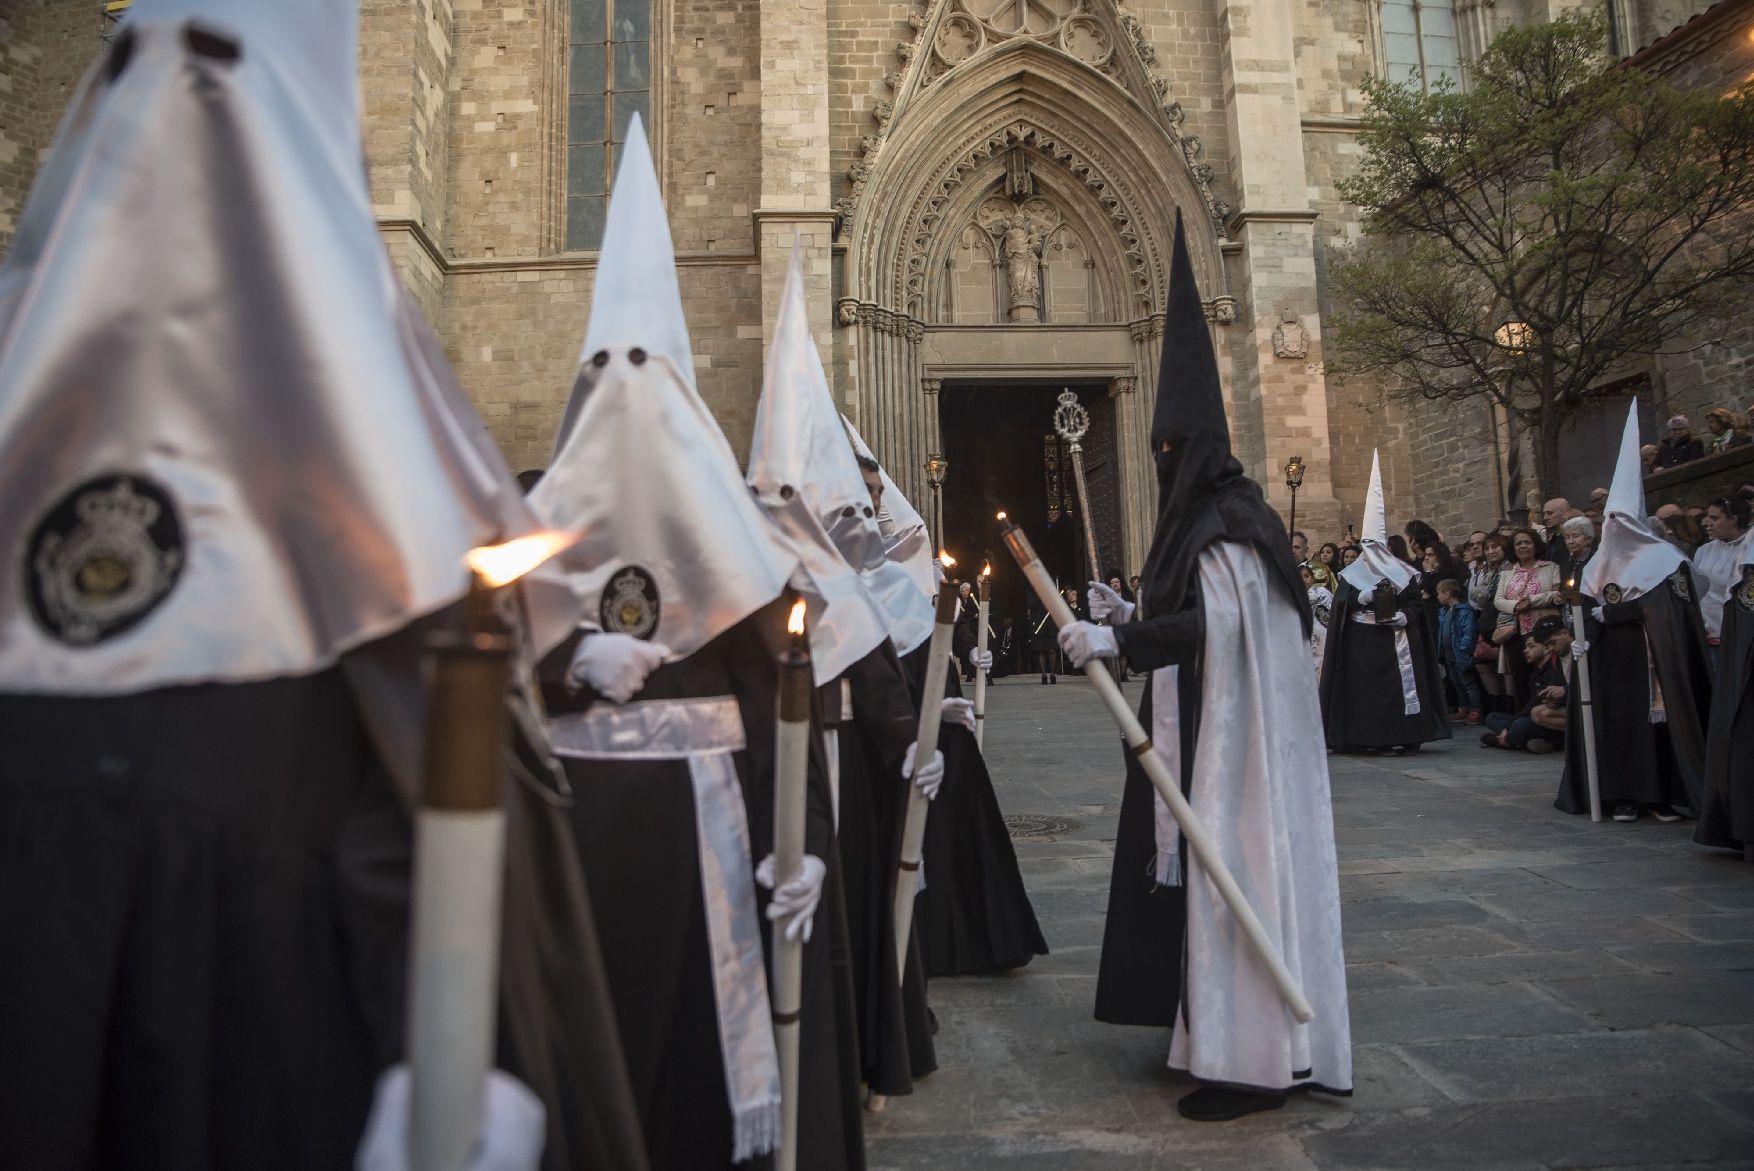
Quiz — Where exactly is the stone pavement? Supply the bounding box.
[865,676,1754,1170]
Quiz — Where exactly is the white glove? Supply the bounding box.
[1357,588,1376,605]
[567,633,670,703]
[941,697,976,732]
[902,742,946,800]
[1086,581,1136,624]
[755,853,827,943]
[356,1066,545,1171]
[967,648,993,671]
[1591,605,1605,623]
[1571,639,1590,660]
[1058,620,1119,668]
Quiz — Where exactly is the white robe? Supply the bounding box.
[1161,543,1353,1092]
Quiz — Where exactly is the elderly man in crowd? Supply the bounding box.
[1654,415,1706,469]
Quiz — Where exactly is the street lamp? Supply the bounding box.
[1283,454,1306,540]
[1493,313,1532,521]
[924,451,949,548]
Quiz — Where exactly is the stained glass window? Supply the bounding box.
[567,0,651,251]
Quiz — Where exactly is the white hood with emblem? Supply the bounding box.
[841,417,937,655]
[1581,401,1685,603]
[529,117,800,658]
[0,0,572,694]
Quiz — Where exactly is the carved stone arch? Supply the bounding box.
[916,157,1131,324]
[845,40,1224,320]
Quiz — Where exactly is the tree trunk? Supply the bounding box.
[1531,403,1564,515]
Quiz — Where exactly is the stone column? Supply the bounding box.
[756,0,833,360]
[1216,0,1339,534]
[1109,376,1151,573]
[361,0,458,323]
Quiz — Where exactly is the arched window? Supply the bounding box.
[567,0,651,251]
[1381,0,1459,94]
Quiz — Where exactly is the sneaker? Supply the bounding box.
[1480,732,1501,748]
[1526,739,1556,754]
[1612,803,1639,823]
[1649,805,1683,823]
[1465,710,1483,725]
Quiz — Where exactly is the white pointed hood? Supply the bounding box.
[747,243,902,681]
[1581,401,1685,602]
[530,118,799,657]
[842,416,938,654]
[1340,451,1417,593]
[0,0,572,695]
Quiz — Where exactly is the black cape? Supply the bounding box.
[824,643,936,1096]
[0,618,648,1171]
[1557,567,1711,815]
[543,600,864,1171]
[1319,578,1453,751]
[1698,566,1754,852]
[903,642,1048,977]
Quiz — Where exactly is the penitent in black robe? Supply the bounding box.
[1557,567,1711,816]
[543,598,864,1171]
[1698,566,1754,854]
[824,643,936,1098]
[1319,578,1452,751]
[902,643,1048,978]
[0,635,648,1171]
[1094,596,1202,1026]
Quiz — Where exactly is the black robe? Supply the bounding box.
[1557,567,1711,815]
[1094,597,1203,1026]
[0,651,647,1171]
[823,644,936,1097]
[1319,578,1452,751]
[902,643,1048,977]
[543,600,864,1171]
[1698,566,1754,852]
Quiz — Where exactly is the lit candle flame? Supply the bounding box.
[939,549,956,569]
[787,598,807,636]
[466,530,576,588]
[996,511,1007,522]
[981,561,991,578]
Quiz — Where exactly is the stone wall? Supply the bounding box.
[0,1,103,253]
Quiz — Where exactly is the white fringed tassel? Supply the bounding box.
[733,1099,782,1164]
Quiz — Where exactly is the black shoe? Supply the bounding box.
[1040,675,1048,685]
[1480,732,1501,748]
[1176,1086,1286,1122]
[1650,805,1683,823]
[1050,675,1058,684]
[1612,802,1639,823]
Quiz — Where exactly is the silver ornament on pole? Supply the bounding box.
[1052,389,1102,587]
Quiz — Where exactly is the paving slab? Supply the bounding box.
[865,677,1754,1169]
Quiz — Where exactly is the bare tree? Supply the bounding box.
[1329,11,1754,497]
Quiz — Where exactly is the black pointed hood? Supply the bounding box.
[1136,213,1309,631]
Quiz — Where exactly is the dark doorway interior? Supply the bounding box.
[937,382,1123,636]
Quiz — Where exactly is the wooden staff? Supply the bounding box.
[772,600,811,1171]
[1565,578,1603,823]
[892,576,960,982]
[974,563,992,748]
[998,517,1315,1024]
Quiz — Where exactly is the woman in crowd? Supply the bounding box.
[1310,543,1342,592]
[1493,528,1564,708]
[1340,545,1362,569]
[1387,534,1418,566]
[1471,533,1514,713]
[1706,406,1751,455]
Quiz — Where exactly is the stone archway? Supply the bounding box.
[834,37,1237,568]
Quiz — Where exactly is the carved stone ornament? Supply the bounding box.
[1271,309,1310,359]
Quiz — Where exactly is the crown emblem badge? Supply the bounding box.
[599,565,660,640]
[27,475,184,646]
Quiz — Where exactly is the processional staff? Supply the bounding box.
[997,515,1316,1023]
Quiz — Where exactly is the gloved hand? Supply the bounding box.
[941,697,976,732]
[968,648,993,671]
[1570,638,1590,660]
[1086,581,1136,624]
[755,853,827,943]
[567,633,670,703]
[902,742,946,800]
[1591,605,1605,623]
[356,1066,546,1171]
[1058,620,1119,668]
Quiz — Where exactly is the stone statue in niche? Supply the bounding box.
[1003,212,1044,321]
[1272,308,1309,359]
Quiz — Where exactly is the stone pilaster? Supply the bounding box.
[1216,0,1340,534]
[757,0,834,362]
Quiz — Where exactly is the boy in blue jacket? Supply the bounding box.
[1436,579,1482,724]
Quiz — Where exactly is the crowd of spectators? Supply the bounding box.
[1648,410,1753,471]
